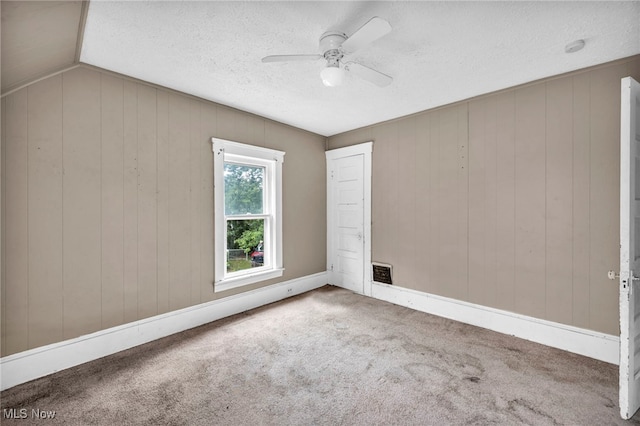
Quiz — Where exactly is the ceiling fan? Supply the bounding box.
[262,17,393,88]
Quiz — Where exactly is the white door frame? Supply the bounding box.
[326,142,373,296]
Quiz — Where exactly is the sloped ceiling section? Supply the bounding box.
[1,1,85,94]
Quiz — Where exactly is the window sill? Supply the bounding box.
[214,268,284,293]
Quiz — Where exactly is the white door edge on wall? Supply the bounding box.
[619,76,640,420]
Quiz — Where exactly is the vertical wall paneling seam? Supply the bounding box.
[100,74,103,327]
[59,76,63,344]
[570,76,576,326]
[414,120,418,292]
[26,87,30,348]
[587,72,592,330]
[511,91,516,310]
[135,83,138,320]
[136,84,140,321]
[167,96,171,306]
[156,90,159,313]
[466,103,470,300]
[197,102,202,303]
[189,102,193,304]
[514,90,519,314]
[570,77,575,325]
[1,98,4,353]
[122,80,125,323]
[196,101,202,301]
[544,85,548,319]
[1,97,5,353]
[436,116,441,291]
[188,100,192,303]
[0,97,2,356]
[199,103,203,302]
[193,102,197,303]
[198,102,202,302]
[493,100,498,305]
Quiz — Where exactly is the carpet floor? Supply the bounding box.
[1,285,638,425]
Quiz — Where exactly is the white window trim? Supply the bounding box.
[212,138,285,292]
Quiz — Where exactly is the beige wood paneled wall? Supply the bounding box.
[1,66,327,357]
[328,55,640,336]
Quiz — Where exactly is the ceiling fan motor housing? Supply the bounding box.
[320,31,347,66]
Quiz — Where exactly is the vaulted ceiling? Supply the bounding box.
[2,1,639,136]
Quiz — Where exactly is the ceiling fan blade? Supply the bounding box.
[345,62,393,87]
[262,54,323,63]
[340,17,391,54]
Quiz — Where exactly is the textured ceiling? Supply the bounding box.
[79,1,640,137]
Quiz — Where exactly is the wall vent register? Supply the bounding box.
[372,262,393,285]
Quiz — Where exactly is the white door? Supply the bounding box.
[326,143,372,295]
[620,76,640,420]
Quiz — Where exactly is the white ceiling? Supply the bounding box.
[80,1,640,137]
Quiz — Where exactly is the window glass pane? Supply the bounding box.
[224,163,264,215]
[226,219,265,273]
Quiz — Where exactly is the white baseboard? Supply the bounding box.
[368,282,619,365]
[0,272,328,391]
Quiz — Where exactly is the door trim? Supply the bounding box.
[326,142,373,296]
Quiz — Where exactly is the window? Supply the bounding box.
[212,138,285,292]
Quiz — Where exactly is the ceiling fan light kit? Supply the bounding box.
[262,16,393,88]
[321,38,346,87]
[320,65,345,87]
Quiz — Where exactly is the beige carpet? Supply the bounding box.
[1,285,638,425]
